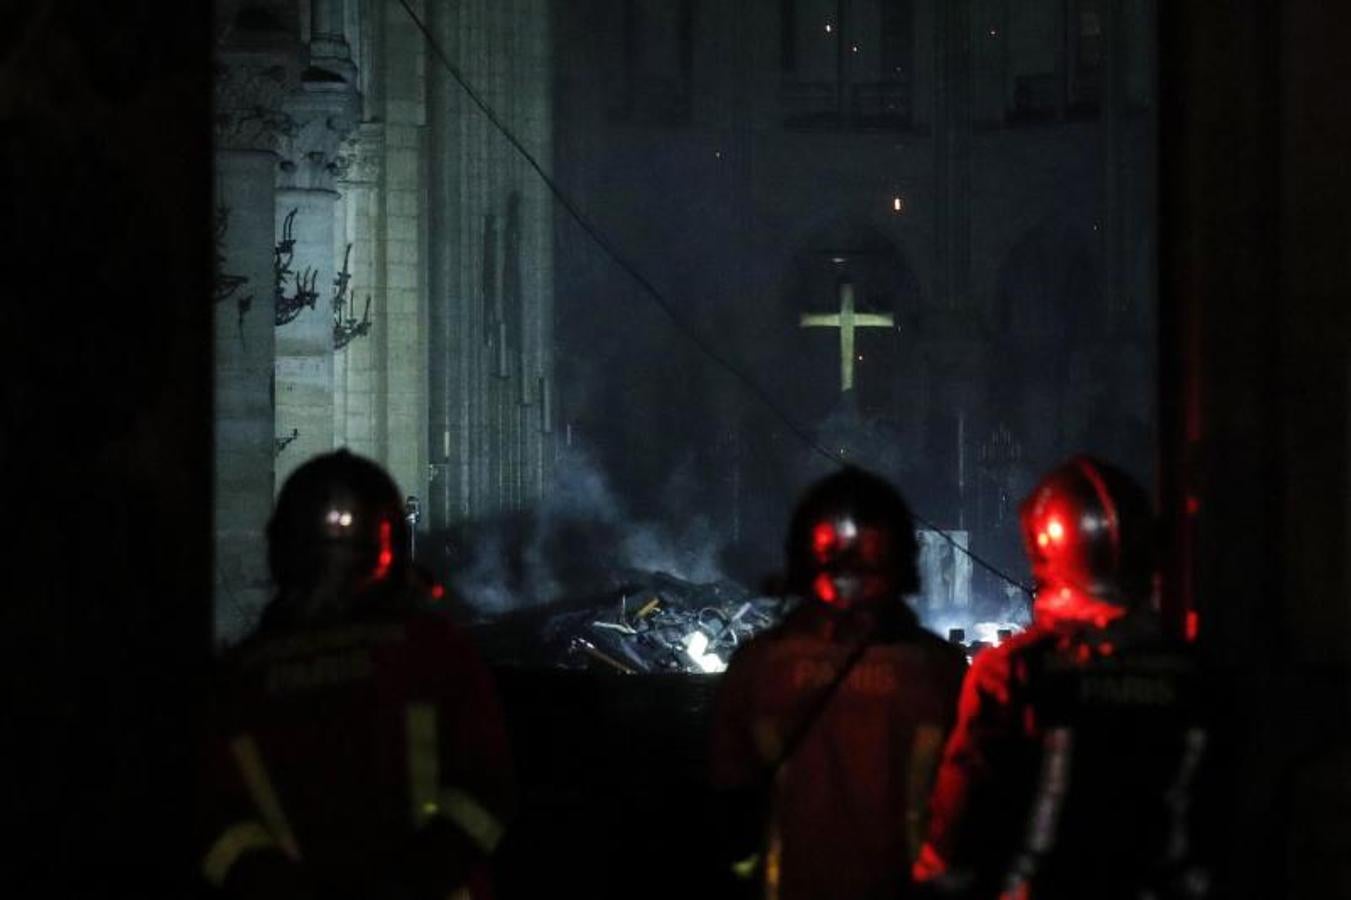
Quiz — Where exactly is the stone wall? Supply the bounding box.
[212,0,556,638]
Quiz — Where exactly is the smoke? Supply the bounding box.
[620,514,725,586]
[448,444,731,617]
[544,440,624,521]
[993,583,1035,626]
[450,521,544,616]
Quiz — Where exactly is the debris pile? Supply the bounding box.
[468,571,1026,674]
[469,572,782,674]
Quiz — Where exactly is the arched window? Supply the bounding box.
[975,0,1108,125]
[780,0,915,130]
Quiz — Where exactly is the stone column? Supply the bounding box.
[427,0,459,532]
[381,0,430,509]
[467,0,491,519]
[515,0,554,504]
[274,79,359,486]
[213,34,301,644]
[331,171,349,442]
[334,123,385,458]
[310,0,358,85]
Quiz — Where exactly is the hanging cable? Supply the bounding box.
[395,0,1032,598]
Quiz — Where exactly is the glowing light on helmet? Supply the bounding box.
[374,519,394,580]
[1032,512,1069,554]
[813,571,840,606]
[807,515,900,608]
[325,507,357,532]
[812,521,836,559]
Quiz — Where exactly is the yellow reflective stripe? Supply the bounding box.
[439,786,505,854]
[761,763,792,900]
[229,734,301,862]
[405,703,505,854]
[405,702,441,824]
[730,853,761,881]
[905,723,946,863]
[201,820,277,888]
[764,821,782,900]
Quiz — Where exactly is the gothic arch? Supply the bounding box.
[754,220,926,437]
[778,220,924,323]
[994,220,1103,344]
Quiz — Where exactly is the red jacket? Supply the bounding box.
[711,602,966,900]
[198,586,513,899]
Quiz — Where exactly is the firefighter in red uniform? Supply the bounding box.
[711,467,967,900]
[914,456,1209,900]
[198,451,514,900]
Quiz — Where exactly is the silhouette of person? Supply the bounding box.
[915,456,1209,899]
[711,467,966,900]
[198,451,513,900]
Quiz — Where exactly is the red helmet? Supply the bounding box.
[1018,456,1155,612]
[786,466,920,610]
[266,450,409,619]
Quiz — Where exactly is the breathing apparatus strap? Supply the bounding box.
[767,623,877,782]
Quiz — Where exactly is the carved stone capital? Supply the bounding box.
[214,53,301,153]
[276,82,361,191]
[335,122,385,186]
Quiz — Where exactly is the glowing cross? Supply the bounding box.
[799,279,895,392]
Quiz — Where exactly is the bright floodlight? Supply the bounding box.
[684,631,727,674]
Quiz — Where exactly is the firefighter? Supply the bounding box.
[914,456,1209,900]
[710,466,967,900]
[198,451,513,900]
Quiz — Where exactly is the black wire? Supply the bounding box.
[395,0,1032,599]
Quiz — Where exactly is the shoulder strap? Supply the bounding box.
[765,631,874,783]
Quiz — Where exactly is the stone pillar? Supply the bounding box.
[310,0,356,84]
[331,172,349,441]
[381,0,430,506]
[213,38,301,644]
[274,80,359,486]
[311,0,343,39]
[518,0,554,503]
[427,0,459,532]
[334,123,386,458]
[424,0,554,527]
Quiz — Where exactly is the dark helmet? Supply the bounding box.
[1018,456,1155,609]
[785,466,920,609]
[267,450,410,602]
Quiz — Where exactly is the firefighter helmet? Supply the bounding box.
[1018,455,1155,611]
[786,466,921,609]
[267,450,409,605]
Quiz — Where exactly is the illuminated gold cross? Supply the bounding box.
[799,280,895,392]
